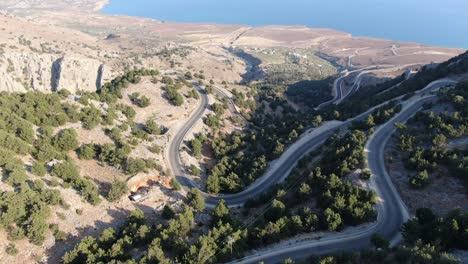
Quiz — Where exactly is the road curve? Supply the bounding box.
[167,78,455,262]
[169,87,341,208]
[317,64,424,110]
[211,85,247,122]
[168,87,340,207]
[166,84,208,189]
[230,82,453,263]
[315,66,385,110]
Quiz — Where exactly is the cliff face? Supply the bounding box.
[0,53,112,93]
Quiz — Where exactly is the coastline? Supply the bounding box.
[93,0,110,12]
[96,0,467,49]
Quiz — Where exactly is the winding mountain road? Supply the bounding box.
[229,79,456,263]
[316,63,423,110]
[167,84,342,207]
[166,78,456,262]
[315,66,384,110]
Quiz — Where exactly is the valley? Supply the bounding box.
[0,1,466,264]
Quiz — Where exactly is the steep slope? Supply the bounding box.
[1,0,464,73]
[0,12,117,92]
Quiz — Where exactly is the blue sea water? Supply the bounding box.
[103,0,468,48]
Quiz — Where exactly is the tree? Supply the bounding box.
[187,188,205,212]
[191,138,203,158]
[147,238,172,263]
[432,134,447,150]
[170,178,181,191]
[161,76,174,85]
[117,104,136,119]
[6,170,28,186]
[125,158,150,175]
[139,96,151,108]
[162,205,176,220]
[273,141,285,157]
[212,103,225,116]
[360,169,372,180]
[164,85,185,106]
[107,179,128,202]
[205,114,220,128]
[52,161,101,205]
[145,119,162,135]
[148,144,161,154]
[213,200,230,223]
[190,164,201,177]
[52,129,79,152]
[129,93,150,108]
[265,199,286,221]
[288,129,298,141]
[5,244,18,256]
[80,106,102,129]
[54,230,68,241]
[298,183,311,199]
[188,89,200,99]
[410,170,430,189]
[31,162,47,177]
[365,114,376,127]
[312,115,323,127]
[207,174,221,194]
[129,92,140,102]
[77,144,97,160]
[323,208,342,231]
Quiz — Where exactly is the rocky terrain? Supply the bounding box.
[0,1,466,264]
[0,0,465,94]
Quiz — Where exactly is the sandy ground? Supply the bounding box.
[0,73,207,262]
[0,1,465,262]
[384,136,468,215]
[2,0,463,74]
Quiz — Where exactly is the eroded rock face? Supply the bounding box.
[0,53,111,93]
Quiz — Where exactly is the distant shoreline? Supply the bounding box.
[101,0,466,49]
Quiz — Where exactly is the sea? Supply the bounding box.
[103,0,468,48]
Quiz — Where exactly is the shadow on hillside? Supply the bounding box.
[43,203,154,264]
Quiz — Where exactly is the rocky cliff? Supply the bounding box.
[0,53,112,93]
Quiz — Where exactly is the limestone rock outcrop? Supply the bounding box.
[0,52,112,93]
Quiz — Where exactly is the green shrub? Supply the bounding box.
[107,179,128,202]
[6,170,28,186]
[52,129,79,152]
[54,230,68,241]
[170,178,181,191]
[117,104,136,119]
[31,162,47,177]
[80,106,102,129]
[77,144,97,160]
[360,169,372,180]
[148,144,161,154]
[190,164,201,177]
[51,162,101,205]
[145,119,165,135]
[409,170,430,189]
[5,243,18,256]
[186,188,205,212]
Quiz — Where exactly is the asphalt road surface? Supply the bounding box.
[167,79,456,263]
